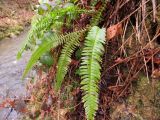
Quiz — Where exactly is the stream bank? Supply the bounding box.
[0,28,33,119]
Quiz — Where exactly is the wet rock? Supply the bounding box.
[0,29,32,119]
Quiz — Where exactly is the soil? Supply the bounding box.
[0,0,36,40]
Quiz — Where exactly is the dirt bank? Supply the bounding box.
[0,0,36,40]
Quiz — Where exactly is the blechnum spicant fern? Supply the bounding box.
[17,3,87,59]
[80,26,106,120]
[22,29,86,78]
[55,31,82,91]
[17,0,106,120]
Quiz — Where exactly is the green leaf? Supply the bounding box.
[55,32,81,91]
[22,33,60,79]
[22,29,86,79]
[80,26,106,120]
[22,39,53,79]
[17,6,87,59]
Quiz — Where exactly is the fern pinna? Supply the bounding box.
[80,26,106,120]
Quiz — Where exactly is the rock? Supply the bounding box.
[9,33,17,38]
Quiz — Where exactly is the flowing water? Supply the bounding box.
[0,28,32,119]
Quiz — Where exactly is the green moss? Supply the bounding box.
[127,73,160,119]
[0,25,24,40]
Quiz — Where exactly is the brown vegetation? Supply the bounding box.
[0,0,36,40]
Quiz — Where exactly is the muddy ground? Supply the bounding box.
[0,0,36,40]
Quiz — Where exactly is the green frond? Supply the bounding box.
[90,0,98,6]
[90,1,107,26]
[31,5,85,35]
[22,29,86,79]
[55,32,82,91]
[80,26,106,120]
[17,17,52,59]
[17,6,86,59]
[30,5,86,36]
[22,35,57,79]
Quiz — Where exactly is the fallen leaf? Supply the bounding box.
[151,69,160,79]
[108,85,124,92]
[115,57,124,63]
[59,108,68,120]
[106,23,123,40]
[72,87,80,96]
[70,59,79,66]
[95,1,102,10]
[0,98,15,108]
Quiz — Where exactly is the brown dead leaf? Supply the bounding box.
[95,1,102,10]
[59,108,68,120]
[72,87,80,96]
[115,57,124,63]
[0,98,15,108]
[108,85,124,93]
[106,23,123,40]
[70,59,79,66]
[151,69,160,79]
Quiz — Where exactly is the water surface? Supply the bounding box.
[0,29,32,119]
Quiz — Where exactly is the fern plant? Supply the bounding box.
[22,29,86,78]
[80,26,106,120]
[18,1,107,120]
[17,4,86,59]
[55,31,82,90]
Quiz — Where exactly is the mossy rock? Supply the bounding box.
[127,73,160,119]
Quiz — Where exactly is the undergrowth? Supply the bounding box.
[18,0,160,119]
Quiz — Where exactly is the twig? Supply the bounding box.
[151,0,157,22]
[4,108,13,120]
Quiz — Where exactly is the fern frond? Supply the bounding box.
[17,6,86,59]
[90,1,107,26]
[80,26,106,120]
[30,5,86,37]
[17,20,51,59]
[55,32,82,91]
[22,29,86,78]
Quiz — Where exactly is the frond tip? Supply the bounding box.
[80,26,106,120]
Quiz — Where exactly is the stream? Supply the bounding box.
[0,28,33,120]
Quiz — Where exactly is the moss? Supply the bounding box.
[127,73,160,119]
[111,73,160,119]
[0,25,24,40]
